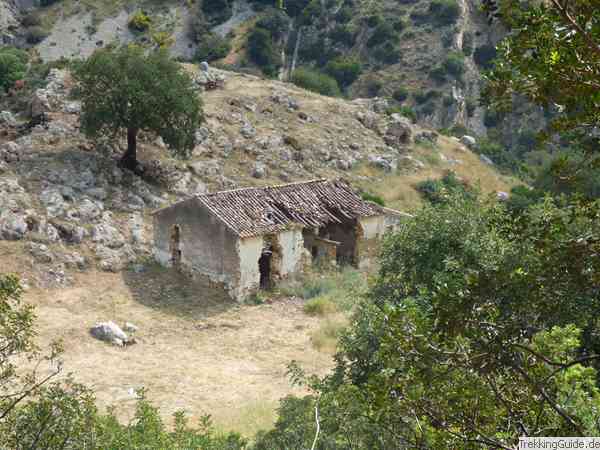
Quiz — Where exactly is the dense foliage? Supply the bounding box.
[74,46,203,172]
[255,195,600,449]
[291,67,341,97]
[0,47,28,92]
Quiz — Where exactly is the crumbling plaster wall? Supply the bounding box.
[153,198,240,291]
[235,227,305,300]
[356,215,387,269]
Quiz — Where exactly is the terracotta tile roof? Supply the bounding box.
[193,178,386,238]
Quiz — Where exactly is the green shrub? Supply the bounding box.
[365,14,382,27]
[291,67,341,97]
[194,33,231,62]
[466,97,477,117]
[429,0,460,25]
[325,56,361,88]
[429,65,447,83]
[335,6,353,23]
[367,21,398,47]
[256,8,290,39]
[361,191,385,206]
[304,297,338,316]
[39,0,61,5]
[393,18,407,31]
[248,27,280,76]
[128,10,151,32]
[483,107,503,127]
[474,44,497,68]
[442,51,465,79]
[414,89,441,104]
[0,47,28,92]
[328,24,355,46]
[299,0,323,25]
[202,0,232,25]
[21,11,42,27]
[373,42,402,64]
[25,26,48,44]
[416,171,475,204]
[392,86,409,102]
[365,76,382,97]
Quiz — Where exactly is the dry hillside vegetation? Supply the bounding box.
[0,66,516,437]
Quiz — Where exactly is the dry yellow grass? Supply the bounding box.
[17,264,333,437]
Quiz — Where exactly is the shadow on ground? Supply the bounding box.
[122,263,237,320]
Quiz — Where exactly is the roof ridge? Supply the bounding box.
[195,178,330,198]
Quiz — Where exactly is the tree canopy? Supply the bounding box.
[485,0,600,146]
[74,45,203,172]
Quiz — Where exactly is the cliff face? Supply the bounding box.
[0,0,21,44]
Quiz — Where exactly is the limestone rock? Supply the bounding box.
[90,321,128,346]
[91,222,125,248]
[27,243,54,263]
[0,211,28,240]
[479,154,494,165]
[252,162,267,178]
[460,135,477,149]
[0,111,16,126]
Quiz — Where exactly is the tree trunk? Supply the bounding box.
[120,127,138,172]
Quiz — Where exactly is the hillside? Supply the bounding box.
[0,63,517,433]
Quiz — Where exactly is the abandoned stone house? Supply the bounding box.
[153,179,406,301]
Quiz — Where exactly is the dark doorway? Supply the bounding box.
[170,225,182,267]
[259,250,272,289]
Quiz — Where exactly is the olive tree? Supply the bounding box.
[74,45,203,172]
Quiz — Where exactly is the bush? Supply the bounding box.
[21,11,42,27]
[442,51,465,79]
[474,44,497,69]
[365,76,382,97]
[299,0,323,25]
[128,10,151,32]
[365,14,382,27]
[247,27,280,76]
[202,0,232,25]
[328,24,355,46]
[256,8,290,39]
[367,21,398,47]
[416,171,475,204]
[304,297,338,316]
[25,26,48,44]
[291,67,341,97]
[0,47,28,92]
[429,0,460,25]
[39,0,61,5]
[483,107,503,127]
[335,6,353,23]
[466,97,477,117]
[414,89,441,104]
[393,18,407,31]
[285,0,310,17]
[325,56,361,88]
[194,33,231,62]
[361,191,385,206]
[392,86,409,102]
[373,42,402,64]
[429,65,447,83]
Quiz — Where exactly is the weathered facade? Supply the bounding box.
[153,179,408,301]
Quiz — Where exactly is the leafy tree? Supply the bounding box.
[291,68,341,97]
[74,46,203,172]
[0,47,28,92]
[325,56,362,89]
[195,33,232,62]
[202,0,233,25]
[429,0,461,25]
[484,0,600,144]
[247,27,280,76]
[255,196,600,449]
